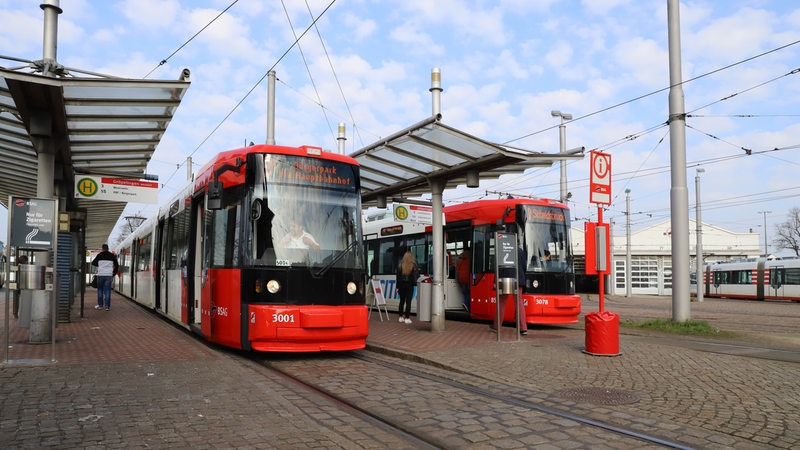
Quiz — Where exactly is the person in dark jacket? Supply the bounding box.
[91,244,119,311]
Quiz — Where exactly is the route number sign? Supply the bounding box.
[589,150,611,205]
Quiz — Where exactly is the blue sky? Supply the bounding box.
[1,0,800,254]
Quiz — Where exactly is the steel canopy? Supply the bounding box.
[0,66,190,249]
[351,115,582,206]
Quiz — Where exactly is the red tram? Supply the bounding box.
[364,198,581,325]
[115,144,368,352]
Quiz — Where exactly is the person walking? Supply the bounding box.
[396,251,419,324]
[91,244,118,311]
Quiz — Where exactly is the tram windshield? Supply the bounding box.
[518,204,573,273]
[249,154,363,269]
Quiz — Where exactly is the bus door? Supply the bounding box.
[769,266,784,299]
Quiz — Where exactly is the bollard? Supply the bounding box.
[584,311,621,356]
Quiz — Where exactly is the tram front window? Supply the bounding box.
[249,154,363,269]
[519,205,573,273]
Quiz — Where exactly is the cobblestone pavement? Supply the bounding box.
[1,291,798,448]
[365,295,800,449]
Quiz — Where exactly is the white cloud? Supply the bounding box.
[341,13,377,40]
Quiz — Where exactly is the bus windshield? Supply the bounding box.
[518,204,573,273]
[249,154,363,269]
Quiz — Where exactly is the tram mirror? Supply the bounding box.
[251,199,262,221]
[207,180,223,210]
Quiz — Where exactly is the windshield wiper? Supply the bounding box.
[313,240,359,278]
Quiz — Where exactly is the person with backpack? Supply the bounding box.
[91,244,119,311]
[396,251,419,324]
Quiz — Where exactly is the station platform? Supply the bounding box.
[1,290,797,448]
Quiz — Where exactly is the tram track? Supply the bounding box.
[256,350,695,449]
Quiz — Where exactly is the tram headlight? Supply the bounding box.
[346,281,357,295]
[266,279,281,294]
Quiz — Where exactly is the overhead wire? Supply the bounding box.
[303,0,365,150]
[159,0,338,191]
[279,0,335,140]
[142,0,240,79]
[142,6,800,217]
[491,46,800,225]
[504,39,800,144]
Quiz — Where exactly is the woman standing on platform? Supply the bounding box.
[396,251,419,324]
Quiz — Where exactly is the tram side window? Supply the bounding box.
[117,250,128,275]
[166,208,190,270]
[366,244,377,278]
[785,268,800,285]
[471,227,491,275]
[733,270,751,284]
[209,201,242,267]
[377,240,394,275]
[138,234,152,271]
[406,236,427,275]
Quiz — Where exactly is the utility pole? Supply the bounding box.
[695,169,704,302]
[667,0,691,322]
[625,189,631,298]
[758,210,771,256]
[551,110,572,203]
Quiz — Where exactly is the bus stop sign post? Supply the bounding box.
[4,196,58,364]
[495,232,521,342]
[585,151,621,356]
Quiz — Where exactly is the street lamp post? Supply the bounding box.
[695,169,704,302]
[551,110,573,203]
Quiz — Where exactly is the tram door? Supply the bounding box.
[769,266,784,299]
[157,216,169,314]
[191,199,203,326]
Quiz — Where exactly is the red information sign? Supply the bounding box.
[589,150,611,205]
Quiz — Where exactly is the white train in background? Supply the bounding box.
[694,257,800,302]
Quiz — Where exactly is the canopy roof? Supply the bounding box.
[0,66,190,248]
[351,115,582,206]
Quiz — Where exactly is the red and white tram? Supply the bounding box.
[115,144,368,352]
[696,258,800,302]
[364,198,581,325]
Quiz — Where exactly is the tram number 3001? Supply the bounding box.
[272,313,296,323]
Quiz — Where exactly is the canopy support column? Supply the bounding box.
[430,179,445,332]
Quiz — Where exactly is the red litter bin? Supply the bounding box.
[584,311,621,356]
